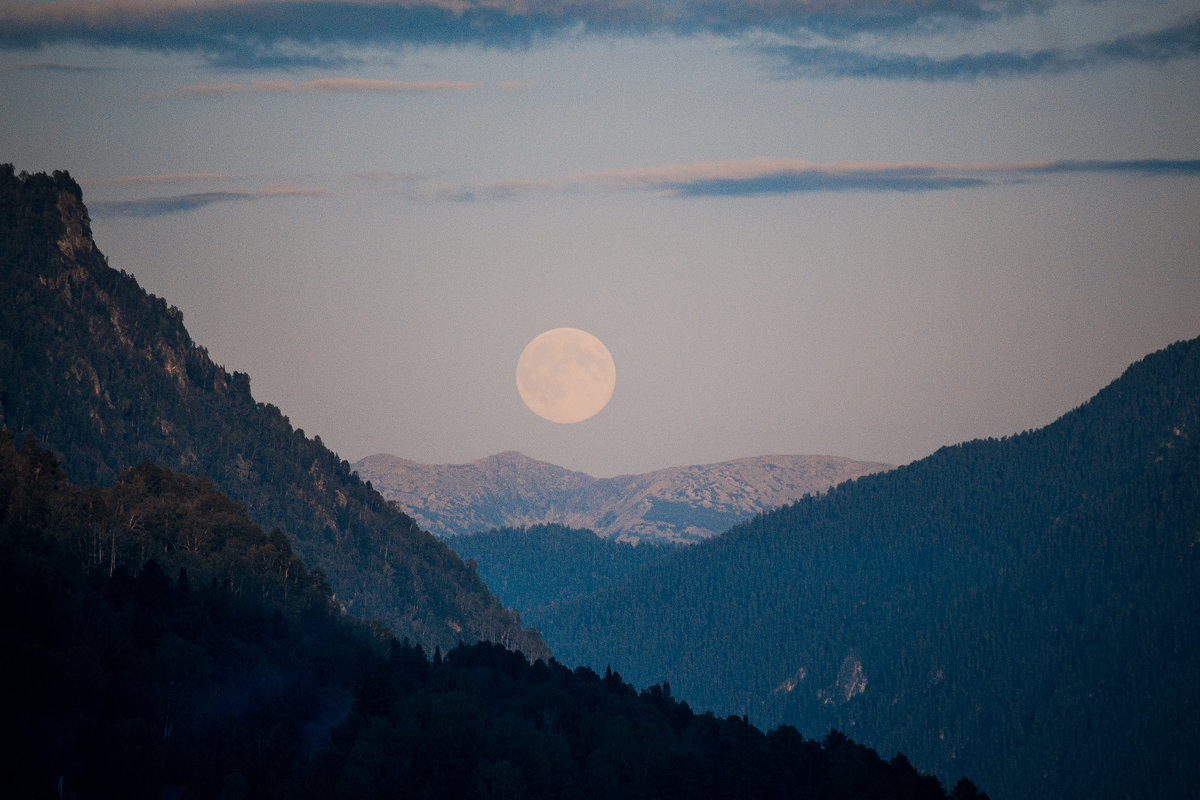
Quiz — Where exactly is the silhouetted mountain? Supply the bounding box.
[446,523,678,612]
[355,450,891,542]
[0,165,544,656]
[532,337,1200,800]
[1,431,979,799]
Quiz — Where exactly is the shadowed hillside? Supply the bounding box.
[0,165,544,656]
[446,523,678,612]
[1,431,982,799]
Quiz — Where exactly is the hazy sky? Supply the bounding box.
[3,0,1198,477]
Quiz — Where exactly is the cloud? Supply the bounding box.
[438,157,1200,200]
[0,60,103,72]
[0,0,1146,69]
[86,157,1200,215]
[91,184,324,217]
[0,0,572,67]
[1023,158,1200,177]
[609,157,1200,197]
[159,78,482,97]
[84,172,236,185]
[762,15,1200,80]
[434,179,559,202]
[588,159,988,196]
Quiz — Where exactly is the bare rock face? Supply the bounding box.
[355,451,892,543]
[55,187,93,259]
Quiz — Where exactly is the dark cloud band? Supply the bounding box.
[660,173,987,197]
[763,15,1200,80]
[568,157,1200,199]
[0,0,1136,70]
[91,187,321,217]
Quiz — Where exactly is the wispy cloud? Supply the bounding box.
[87,157,1200,215]
[435,179,559,202]
[91,184,324,217]
[437,157,1200,200]
[1019,159,1200,177]
[158,78,482,98]
[762,15,1200,80]
[588,159,988,196]
[5,0,1189,73]
[84,172,236,185]
[0,60,103,72]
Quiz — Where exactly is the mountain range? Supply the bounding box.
[354,450,891,542]
[528,335,1200,800]
[2,165,975,799]
[1,432,972,800]
[0,165,544,657]
[6,165,1195,799]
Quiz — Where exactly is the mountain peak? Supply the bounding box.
[2,164,95,267]
[356,452,892,542]
[483,449,530,461]
[473,450,549,468]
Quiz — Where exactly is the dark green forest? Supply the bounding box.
[445,524,676,613]
[0,165,542,656]
[1,431,980,799]
[532,336,1200,800]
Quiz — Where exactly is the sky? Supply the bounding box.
[2,0,1198,478]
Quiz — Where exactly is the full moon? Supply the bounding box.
[515,328,616,424]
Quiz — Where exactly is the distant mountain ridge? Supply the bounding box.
[0,166,544,656]
[355,451,892,542]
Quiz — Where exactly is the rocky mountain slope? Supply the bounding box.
[0,166,545,656]
[355,451,892,542]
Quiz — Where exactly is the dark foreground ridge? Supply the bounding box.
[0,165,544,656]
[1,431,983,799]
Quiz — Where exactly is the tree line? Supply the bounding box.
[1,430,982,799]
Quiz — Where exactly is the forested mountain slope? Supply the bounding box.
[533,337,1200,800]
[445,523,677,612]
[356,450,890,542]
[1,432,982,799]
[0,166,543,656]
